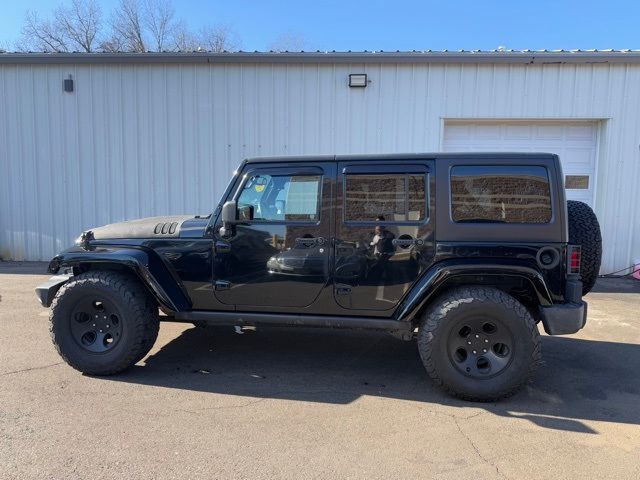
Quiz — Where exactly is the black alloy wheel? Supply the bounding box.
[69,297,124,353]
[447,317,514,379]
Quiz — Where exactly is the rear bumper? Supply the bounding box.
[539,301,587,335]
[35,275,71,307]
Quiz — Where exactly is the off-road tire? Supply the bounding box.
[50,271,159,375]
[417,287,541,402]
[567,200,602,295]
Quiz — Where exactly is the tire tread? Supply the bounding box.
[567,200,602,295]
[417,287,541,402]
[49,271,159,375]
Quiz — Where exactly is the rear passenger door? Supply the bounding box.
[334,162,435,311]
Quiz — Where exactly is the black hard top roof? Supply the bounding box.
[245,152,558,164]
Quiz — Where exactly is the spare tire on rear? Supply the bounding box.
[567,200,602,295]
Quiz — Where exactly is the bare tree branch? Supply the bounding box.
[169,22,240,52]
[171,20,199,51]
[98,34,126,52]
[197,24,241,52]
[19,1,102,53]
[16,0,244,53]
[54,0,101,52]
[21,10,70,52]
[111,0,146,52]
[143,0,174,51]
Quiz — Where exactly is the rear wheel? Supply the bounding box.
[417,287,541,402]
[567,200,602,295]
[50,271,159,375]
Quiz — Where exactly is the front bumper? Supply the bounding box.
[539,301,587,335]
[35,275,71,307]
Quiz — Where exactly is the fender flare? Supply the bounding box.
[47,246,191,312]
[394,260,553,322]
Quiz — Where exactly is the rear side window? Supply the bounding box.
[344,174,427,222]
[450,166,552,223]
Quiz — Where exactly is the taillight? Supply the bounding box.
[568,245,581,275]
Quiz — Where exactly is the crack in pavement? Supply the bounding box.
[176,398,268,414]
[0,362,63,377]
[453,416,509,480]
[440,409,486,421]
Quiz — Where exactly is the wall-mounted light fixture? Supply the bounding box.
[63,74,74,93]
[349,73,368,88]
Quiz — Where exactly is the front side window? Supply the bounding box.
[237,173,321,222]
[450,165,552,223]
[344,174,427,222]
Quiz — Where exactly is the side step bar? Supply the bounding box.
[171,311,412,332]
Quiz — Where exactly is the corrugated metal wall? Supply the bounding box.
[1,61,639,272]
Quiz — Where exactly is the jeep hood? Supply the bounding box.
[89,215,207,239]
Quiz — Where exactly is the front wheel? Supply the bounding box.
[50,271,159,375]
[417,287,541,402]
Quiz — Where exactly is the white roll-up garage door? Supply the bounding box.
[443,121,597,206]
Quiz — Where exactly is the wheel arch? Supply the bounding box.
[47,246,191,312]
[394,261,553,325]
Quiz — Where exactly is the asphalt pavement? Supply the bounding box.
[1,261,639,479]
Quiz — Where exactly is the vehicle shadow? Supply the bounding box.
[104,325,640,434]
[590,276,640,294]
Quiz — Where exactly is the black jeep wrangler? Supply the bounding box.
[36,153,602,401]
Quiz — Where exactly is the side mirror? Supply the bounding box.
[219,201,237,238]
[238,204,254,222]
[221,200,237,224]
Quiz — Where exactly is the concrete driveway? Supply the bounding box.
[1,262,639,480]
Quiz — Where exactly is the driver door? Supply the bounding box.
[212,163,334,309]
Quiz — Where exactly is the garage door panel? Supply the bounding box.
[447,124,472,138]
[567,124,596,140]
[474,124,502,140]
[535,125,564,139]
[443,121,597,206]
[560,147,595,170]
[504,124,533,140]
[564,187,591,204]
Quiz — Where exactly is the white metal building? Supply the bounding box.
[1,51,639,273]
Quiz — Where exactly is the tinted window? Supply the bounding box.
[238,174,321,222]
[450,166,552,223]
[344,174,426,222]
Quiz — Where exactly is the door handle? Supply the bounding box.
[215,280,231,291]
[392,237,424,249]
[336,284,352,295]
[295,236,326,247]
